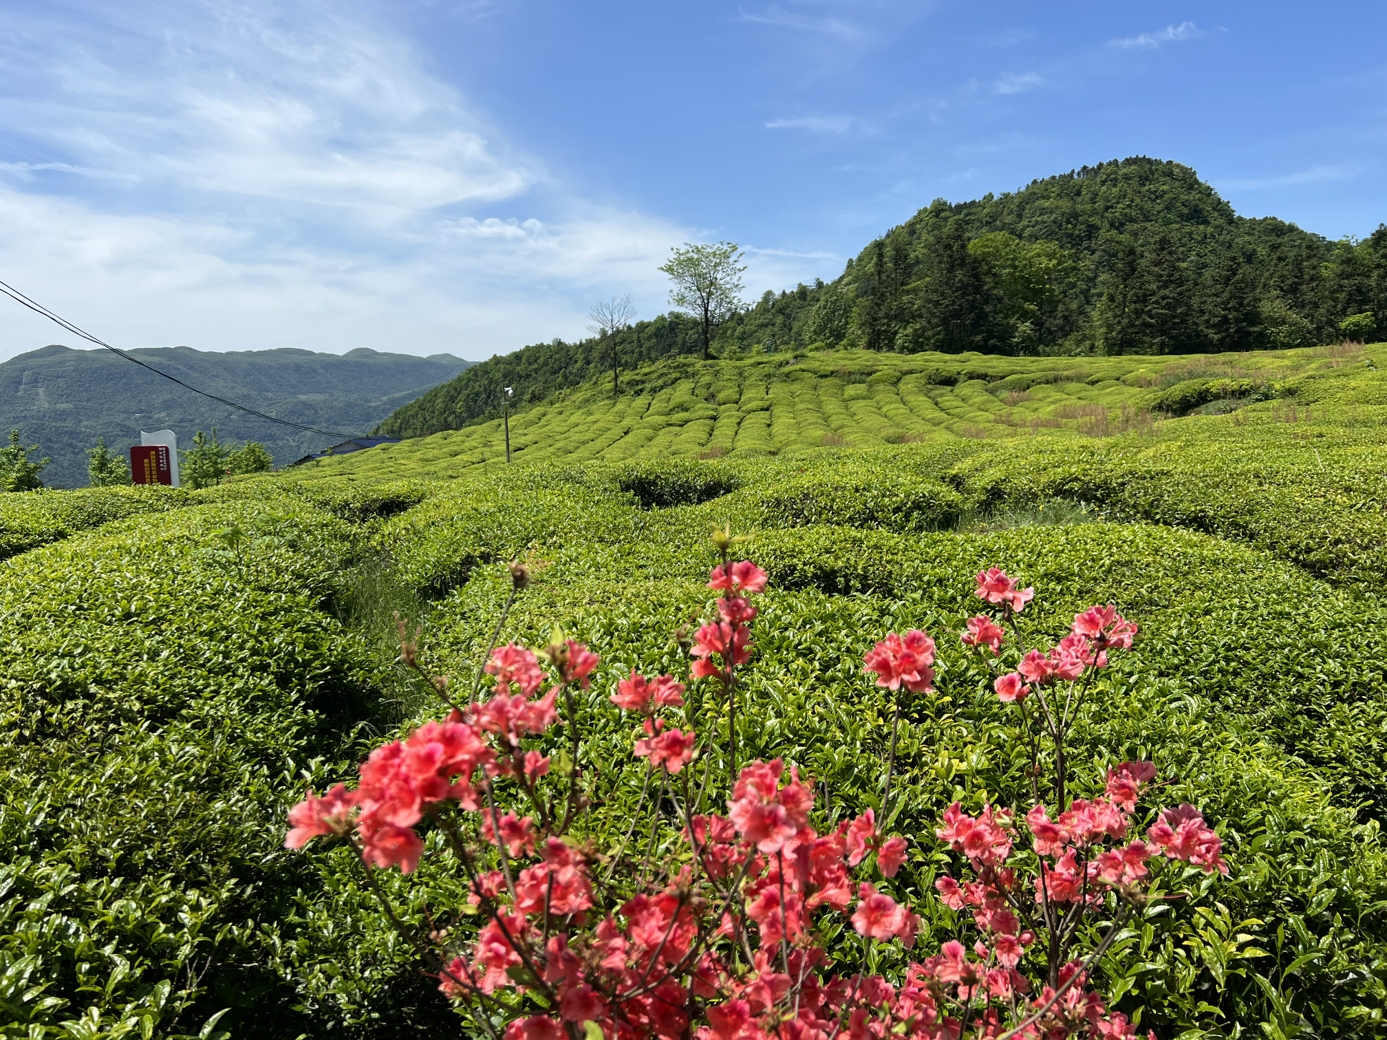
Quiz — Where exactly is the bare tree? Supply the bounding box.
[659,242,746,360]
[588,294,636,395]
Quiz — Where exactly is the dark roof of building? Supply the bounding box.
[291,436,400,466]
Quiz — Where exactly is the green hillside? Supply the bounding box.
[300,341,1375,484]
[0,344,471,487]
[381,157,1385,439]
[6,342,1387,1036]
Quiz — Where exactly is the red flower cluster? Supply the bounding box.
[692,561,768,683]
[975,567,1034,613]
[284,640,590,874]
[961,614,1005,654]
[633,718,697,774]
[611,671,686,713]
[976,576,1137,708]
[862,629,936,694]
[286,558,1224,1040]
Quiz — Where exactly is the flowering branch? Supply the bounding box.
[282,553,1227,1040]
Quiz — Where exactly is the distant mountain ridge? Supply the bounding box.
[1,344,471,487]
[382,157,1385,439]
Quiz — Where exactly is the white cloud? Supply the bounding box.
[738,5,861,39]
[1108,21,1203,50]
[766,114,855,133]
[992,72,1044,95]
[0,0,837,362]
[1218,165,1364,191]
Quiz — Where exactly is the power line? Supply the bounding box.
[0,278,360,439]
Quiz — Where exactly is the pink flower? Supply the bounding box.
[514,839,593,915]
[633,718,698,774]
[481,810,538,858]
[1035,851,1083,904]
[1058,798,1129,845]
[437,956,473,998]
[1105,761,1157,811]
[703,1000,754,1040]
[611,671,686,713]
[1095,841,1153,885]
[994,932,1025,969]
[937,802,1013,868]
[560,985,608,1024]
[285,784,356,848]
[522,750,551,781]
[1049,633,1102,680]
[961,615,1005,653]
[560,639,600,688]
[878,836,908,877]
[360,824,424,874]
[851,884,918,947]
[1018,649,1055,685]
[935,875,966,910]
[1025,805,1069,858]
[728,759,812,853]
[708,560,768,594]
[844,810,876,866]
[994,672,1029,703]
[691,621,752,678]
[718,596,758,626]
[1072,605,1138,650]
[863,630,936,694]
[504,1016,565,1040]
[485,643,545,697]
[1148,805,1228,874]
[974,568,1034,613]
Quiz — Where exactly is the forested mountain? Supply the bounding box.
[383,157,1385,439]
[2,345,470,487]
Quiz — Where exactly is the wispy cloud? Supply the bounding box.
[766,114,855,133]
[1219,164,1364,191]
[739,5,861,39]
[1108,21,1203,50]
[992,72,1044,95]
[0,1,825,360]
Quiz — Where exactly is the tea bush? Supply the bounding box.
[272,481,1387,1037]
[7,343,1387,1037]
[0,484,190,559]
[0,501,393,1038]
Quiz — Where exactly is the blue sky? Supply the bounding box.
[0,0,1384,362]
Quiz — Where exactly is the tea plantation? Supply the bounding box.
[4,343,1387,1038]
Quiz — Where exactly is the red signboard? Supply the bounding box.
[131,445,173,486]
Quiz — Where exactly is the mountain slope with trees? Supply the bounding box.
[0,345,470,486]
[383,157,1385,439]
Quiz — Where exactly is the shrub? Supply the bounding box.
[1150,378,1277,416]
[741,469,964,533]
[614,460,743,509]
[284,549,1225,1040]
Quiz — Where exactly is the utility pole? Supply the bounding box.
[503,386,513,463]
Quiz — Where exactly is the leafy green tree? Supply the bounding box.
[1340,312,1377,342]
[855,238,914,352]
[1099,232,1199,354]
[1199,251,1263,353]
[910,222,998,353]
[660,242,746,360]
[86,438,132,486]
[180,429,232,489]
[0,429,47,491]
[969,232,1072,353]
[1261,294,1316,350]
[227,441,274,475]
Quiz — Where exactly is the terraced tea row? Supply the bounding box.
[291,344,1380,484]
